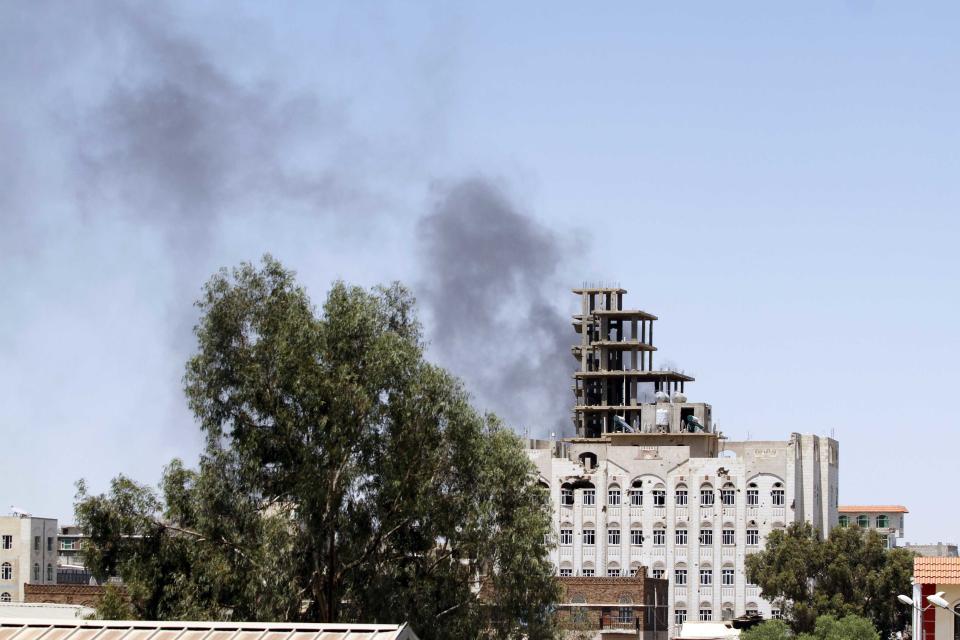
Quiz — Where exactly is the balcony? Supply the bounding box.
[607,507,621,521]
[675,546,688,561]
[699,545,714,557]
[721,587,734,600]
[721,546,735,559]
[675,507,688,521]
[583,507,596,520]
[653,506,666,519]
[559,546,573,559]
[674,586,688,601]
[629,507,643,520]
[700,506,715,519]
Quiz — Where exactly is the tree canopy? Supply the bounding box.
[75,256,560,639]
[745,522,913,637]
[742,615,880,640]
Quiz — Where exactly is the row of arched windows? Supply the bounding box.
[838,514,890,528]
[561,479,785,508]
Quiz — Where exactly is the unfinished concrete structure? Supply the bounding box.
[529,286,839,630]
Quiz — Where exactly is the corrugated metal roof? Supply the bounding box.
[914,557,960,584]
[0,620,418,640]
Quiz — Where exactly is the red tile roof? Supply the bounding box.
[838,505,908,513]
[914,557,960,584]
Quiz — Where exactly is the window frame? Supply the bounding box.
[583,489,596,506]
[675,568,687,585]
[1,535,11,550]
[631,528,644,546]
[700,486,715,506]
[722,568,735,586]
[722,528,735,545]
[0,563,12,581]
[559,528,573,546]
[700,568,713,586]
[699,528,714,546]
[675,527,688,546]
[746,528,760,546]
[675,486,688,506]
[653,527,666,546]
[608,528,621,545]
[608,486,622,506]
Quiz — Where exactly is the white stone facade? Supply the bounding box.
[0,515,59,603]
[527,430,838,624]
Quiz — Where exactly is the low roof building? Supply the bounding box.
[0,620,419,640]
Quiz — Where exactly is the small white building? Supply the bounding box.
[0,514,59,603]
[837,505,907,548]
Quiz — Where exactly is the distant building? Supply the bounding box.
[530,286,839,628]
[555,570,667,639]
[56,526,86,568]
[0,514,59,603]
[905,542,958,558]
[837,505,907,548]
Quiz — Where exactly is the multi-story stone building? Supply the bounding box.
[527,286,839,626]
[837,505,906,548]
[0,513,59,603]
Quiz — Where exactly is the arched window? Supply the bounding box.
[699,525,714,546]
[876,514,889,528]
[571,593,588,623]
[46,564,53,581]
[675,525,688,546]
[857,515,869,528]
[559,561,573,577]
[675,484,688,506]
[747,482,759,506]
[618,594,634,623]
[579,451,597,470]
[722,604,735,620]
[653,525,666,546]
[33,563,39,581]
[721,564,735,586]
[839,515,849,527]
[630,561,642,576]
[0,592,10,603]
[771,482,785,506]
[652,483,666,506]
[0,563,11,581]
[700,483,715,506]
[607,562,621,577]
[721,483,736,506]
[630,480,643,506]
[560,483,574,506]
[582,561,595,577]
[608,484,622,506]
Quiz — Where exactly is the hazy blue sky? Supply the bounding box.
[2,1,958,543]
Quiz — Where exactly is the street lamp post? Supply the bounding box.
[897,594,934,640]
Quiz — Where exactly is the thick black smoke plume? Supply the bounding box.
[418,179,574,438]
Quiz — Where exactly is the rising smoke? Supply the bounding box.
[418,179,576,438]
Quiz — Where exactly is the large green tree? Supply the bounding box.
[746,522,913,637]
[76,256,560,639]
[742,615,880,640]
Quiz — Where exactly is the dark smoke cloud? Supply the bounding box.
[74,2,374,258]
[417,179,575,438]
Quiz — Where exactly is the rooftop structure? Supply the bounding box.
[572,288,702,439]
